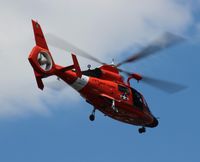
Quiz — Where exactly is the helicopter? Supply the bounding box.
[28,20,186,134]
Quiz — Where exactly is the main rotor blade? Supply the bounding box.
[45,33,105,65]
[119,68,187,94]
[117,68,132,75]
[141,76,187,94]
[117,32,185,67]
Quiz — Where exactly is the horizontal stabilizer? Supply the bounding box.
[56,65,74,72]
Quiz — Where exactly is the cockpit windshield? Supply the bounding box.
[131,88,152,113]
[131,88,144,110]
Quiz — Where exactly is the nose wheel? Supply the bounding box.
[89,114,95,121]
[89,108,96,121]
[138,127,146,134]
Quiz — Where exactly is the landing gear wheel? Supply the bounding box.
[89,114,95,121]
[138,127,146,134]
[89,108,96,121]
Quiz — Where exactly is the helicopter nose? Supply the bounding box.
[146,117,159,128]
[151,117,159,127]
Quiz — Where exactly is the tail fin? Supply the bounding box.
[72,53,82,78]
[32,20,49,50]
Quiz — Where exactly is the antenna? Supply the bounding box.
[87,64,91,70]
[111,59,115,65]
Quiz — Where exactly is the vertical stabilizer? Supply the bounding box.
[32,20,49,50]
[72,53,82,78]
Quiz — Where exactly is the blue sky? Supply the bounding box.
[0,1,200,162]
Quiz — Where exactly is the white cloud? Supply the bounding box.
[0,0,195,117]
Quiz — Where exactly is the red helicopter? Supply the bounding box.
[28,20,186,133]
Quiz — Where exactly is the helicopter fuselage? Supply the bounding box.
[55,67,158,128]
[29,20,158,134]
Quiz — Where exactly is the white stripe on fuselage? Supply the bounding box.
[70,75,89,91]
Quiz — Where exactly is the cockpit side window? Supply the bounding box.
[82,68,102,78]
[118,85,130,94]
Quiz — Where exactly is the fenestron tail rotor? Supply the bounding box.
[37,52,53,71]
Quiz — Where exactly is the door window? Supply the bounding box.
[118,85,130,94]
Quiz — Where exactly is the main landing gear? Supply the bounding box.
[89,108,96,121]
[138,127,146,134]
